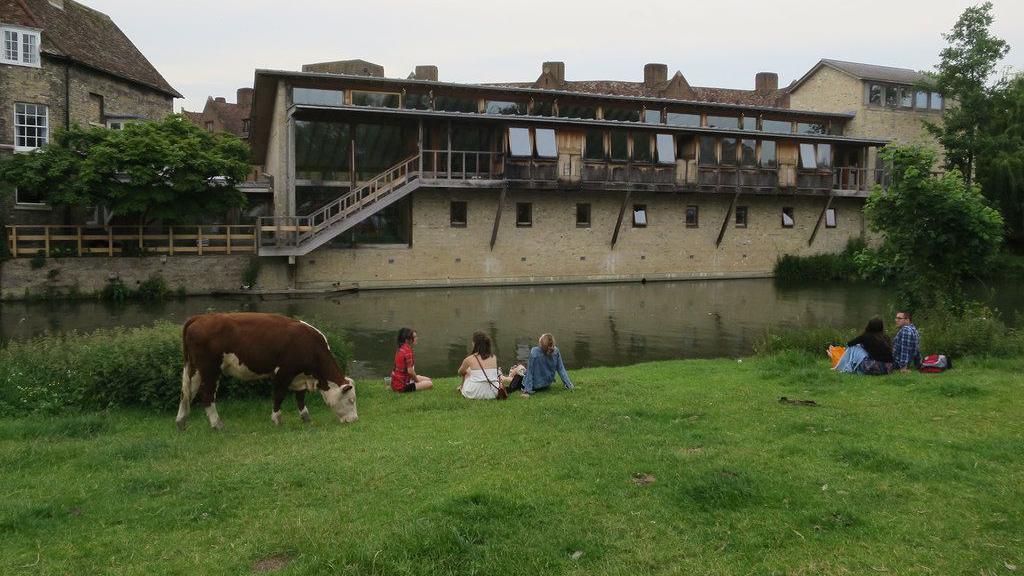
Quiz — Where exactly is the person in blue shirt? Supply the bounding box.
[520,333,574,397]
[892,311,921,372]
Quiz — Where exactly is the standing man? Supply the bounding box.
[892,311,921,373]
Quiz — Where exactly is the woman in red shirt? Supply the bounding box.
[391,327,433,393]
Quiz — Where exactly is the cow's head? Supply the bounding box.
[320,377,357,423]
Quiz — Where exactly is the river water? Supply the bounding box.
[1,279,1018,378]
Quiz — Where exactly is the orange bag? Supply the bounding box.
[827,345,846,369]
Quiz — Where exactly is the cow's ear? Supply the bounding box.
[341,383,353,394]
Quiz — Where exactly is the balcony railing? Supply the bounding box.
[5,225,257,258]
[421,149,501,180]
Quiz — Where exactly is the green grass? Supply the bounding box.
[1,354,1022,575]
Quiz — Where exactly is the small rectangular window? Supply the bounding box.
[930,92,943,110]
[558,104,597,119]
[450,201,467,227]
[797,122,826,135]
[698,136,717,166]
[508,127,532,157]
[686,205,699,228]
[632,205,647,227]
[825,208,837,228]
[643,109,663,124]
[740,139,756,167]
[742,116,757,131]
[1,28,37,67]
[799,143,817,169]
[656,134,675,164]
[14,102,48,150]
[403,93,431,110]
[584,130,604,160]
[3,29,17,62]
[603,107,640,122]
[293,88,344,106]
[21,31,36,65]
[916,90,929,109]
[632,132,652,163]
[720,137,738,166]
[816,143,832,167]
[706,115,740,129]
[535,128,557,158]
[900,87,913,108]
[531,101,554,116]
[610,131,629,162]
[782,207,795,228]
[516,202,532,227]
[15,186,46,206]
[576,203,591,228]
[205,121,214,132]
[666,112,701,127]
[884,85,899,108]
[485,100,525,115]
[759,140,777,168]
[434,96,478,113]
[352,91,400,108]
[735,206,748,228]
[762,119,792,134]
[869,84,883,106]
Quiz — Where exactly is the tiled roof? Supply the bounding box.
[790,59,933,92]
[182,97,251,139]
[17,0,181,97]
[484,78,789,108]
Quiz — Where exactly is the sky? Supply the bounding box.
[81,0,1024,113]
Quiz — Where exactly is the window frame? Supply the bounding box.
[14,102,48,152]
[292,87,344,107]
[534,128,557,159]
[632,204,648,228]
[685,205,699,228]
[576,203,591,228]
[350,90,401,108]
[782,207,795,228]
[735,205,748,228]
[1,25,41,68]
[13,186,49,209]
[825,208,837,228]
[507,127,533,158]
[450,200,468,228]
[515,202,533,228]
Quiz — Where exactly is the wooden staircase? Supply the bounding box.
[258,155,421,256]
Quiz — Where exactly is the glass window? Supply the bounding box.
[531,101,554,116]
[485,100,525,115]
[686,205,699,228]
[352,91,400,108]
[930,92,943,110]
[735,206,748,228]
[816,143,832,167]
[799,143,817,169]
[584,130,604,160]
[535,128,557,158]
[916,90,929,109]
[797,122,826,135]
[434,95,478,112]
[403,93,431,110]
[740,139,756,167]
[632,205,647,227]
[643,109,663,124]
[355,123,405,179]
[782,207,794,228]
[603,107,640,122]
[666,112,701,127]
[656,134,675,164]
[742,116,757,131]
[21,31,36,64]
[508,127,532,157]
[576,203,591,228]
[516,202,532,227]
[14,103,48,150]
[706,115,740,129]
[720,137,738,166]
[205,121,214,132]
[632,132,652,163]
[451,125,492,151]
[698,136,717,166]
[15,186,45,205]
[344,196,411,245]
[869,84,883,106]
[3,30,17,62]
[293,87,344,106]
[610,131,629,161]
[884,85,899,108]
[759,140,777,168]
[762,119,792,134]
[295,121,350,181]
[825,208,837,228]
[558,104,597,119]
[900,87,913,108]
[450,201,467,227]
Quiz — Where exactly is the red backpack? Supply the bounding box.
[919,354,952,373]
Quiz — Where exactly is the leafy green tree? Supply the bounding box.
[0,115,249,224]
[925,1,1009,186]
[859,145,1004,312]
[976,74,1024,245]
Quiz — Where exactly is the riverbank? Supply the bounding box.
[1,355,1021,575]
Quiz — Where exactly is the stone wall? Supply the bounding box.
[0,255,256,300]
[289,189,865,289]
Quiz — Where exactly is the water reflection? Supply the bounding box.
[1,279,1019,378]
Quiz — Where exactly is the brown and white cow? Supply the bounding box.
[176,312,357,430]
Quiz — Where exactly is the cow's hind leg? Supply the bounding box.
[197,365,224,430]
[295,390,310,423]
[175,364,202,431]
[270,380,289,426]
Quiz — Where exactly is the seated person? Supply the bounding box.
[458,331,511,400]
[892,311,922,373]
[847,317,894,375]
[520,333,574,397]
[391,328,433,393]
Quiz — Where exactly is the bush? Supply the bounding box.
[29,250,46,269]
[101,278,130,302]
[136,275,169,301]
[773,238,867,283]
[242,256,260,288]
[0,320,353,415]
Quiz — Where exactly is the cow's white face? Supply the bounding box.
[321,378,357,423]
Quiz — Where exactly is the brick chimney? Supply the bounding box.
[644,63,668,87]
[755,72,778,92]
[214,97,226,103]
[542,61,565,84]
[414,65,438,81]
[236,88,253,108]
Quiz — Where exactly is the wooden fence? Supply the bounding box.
[4,225,257,258]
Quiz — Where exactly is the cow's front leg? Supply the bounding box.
[271,385,288,426]
[295,390,310,423]
[198,370,224,430]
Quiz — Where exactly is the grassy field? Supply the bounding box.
[1,353,1022,575]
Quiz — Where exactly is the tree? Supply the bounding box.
[860,145,1004,312]
[0,115,250,224]
[976,73,1024,246]
[925,2,1009,186]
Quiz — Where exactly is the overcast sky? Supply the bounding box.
[83,0,1024,112]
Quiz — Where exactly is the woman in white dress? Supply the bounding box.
[457,331,512,400]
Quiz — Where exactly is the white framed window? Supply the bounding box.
[14,186,48,208]
[1,25,41,67]
[106,119,138,130]
[825,208,837,228]
[14,103,48,151]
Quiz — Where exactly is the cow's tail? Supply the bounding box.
[181,315,200,372]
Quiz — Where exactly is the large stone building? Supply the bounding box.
[248,60,898,290]
[0,0,180,224]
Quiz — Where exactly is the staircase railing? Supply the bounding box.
[259,154,420,251]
